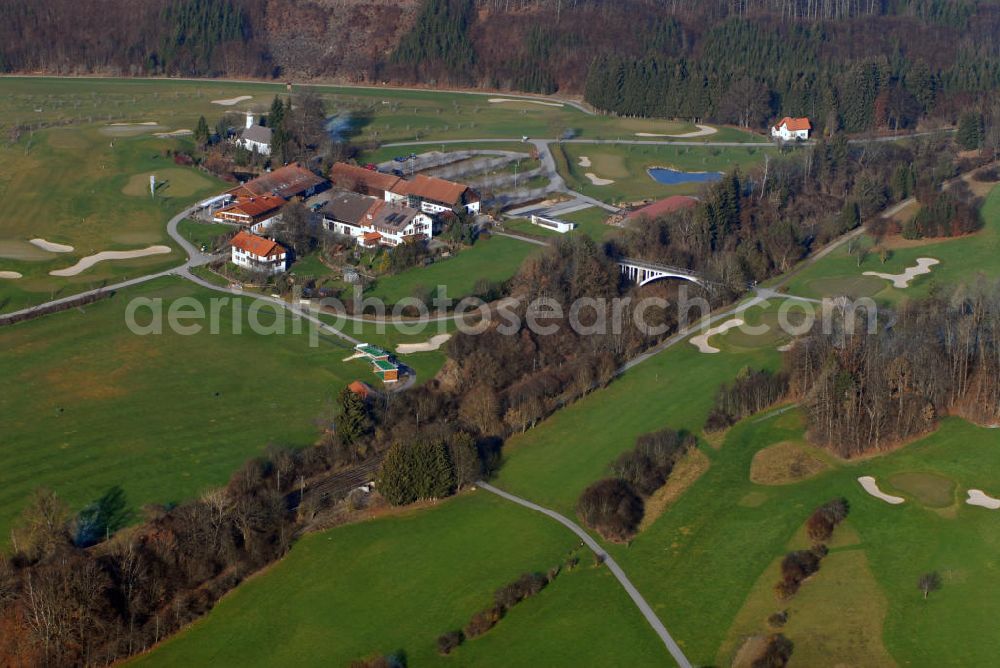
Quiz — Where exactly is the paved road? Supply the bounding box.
[476,481,693,668]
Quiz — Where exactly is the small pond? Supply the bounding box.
[648,167,723,185]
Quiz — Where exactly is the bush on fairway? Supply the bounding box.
[577,478,644,542]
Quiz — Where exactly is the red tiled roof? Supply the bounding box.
[331,163,402,194]
[230,230,286,258]
[217,195,285,218]
[362,231,382,242]
[348,380,373,399]
[398,174,474,206]
[625,196,698,221]
[775,117,811,131]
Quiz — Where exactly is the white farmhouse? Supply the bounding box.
[771,117,811,141]
[230,230,287,275]
[236,113,273,155]
[321,189,434,247]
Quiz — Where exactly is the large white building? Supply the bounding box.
[771,117,811,141]
[230,230,288,275]
[320,189,434,247]
[236,113,273,155]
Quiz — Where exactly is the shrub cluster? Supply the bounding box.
[752,633,794,668]
[805,497,850,543]
[577,428,693,541]
[440,570,555,652]
[704,368,788,432]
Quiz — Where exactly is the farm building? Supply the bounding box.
[214,195,285,232]
[230,230,288,275]
[228,163,328,201]
[390,173,481,215]
[331,162,480,216]
[331,163,403,199]
[771,117,811,141]
[321,188,435,247]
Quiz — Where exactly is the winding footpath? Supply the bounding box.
[476,481,693,668]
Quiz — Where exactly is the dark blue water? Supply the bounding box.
[648,167,723,185]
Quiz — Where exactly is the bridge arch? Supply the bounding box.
[617,258,705,287]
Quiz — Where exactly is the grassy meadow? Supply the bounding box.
[363,234,541,305]
[554,142,775,204]
[785,183,1000,302]
[135,491,666,667]
[0,277,376,541]
[0,125,222,313]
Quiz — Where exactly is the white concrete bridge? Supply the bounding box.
[618,258,708,287]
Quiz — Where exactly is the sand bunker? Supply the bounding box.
[966,489,1000,509]
[578,156,592,167]
[690,318,744,354]
[0,270,22,279]
[49,245,172,277]
[396,334,452,354]
[488,97,564,108]
[212,95,253,106]
[864,257,939,288]
[858,476,905,505]
[30,238,74,253]
[776,343,793,352]
[154,129,193,138]
[584,172,614,186]
[635,124,718,139]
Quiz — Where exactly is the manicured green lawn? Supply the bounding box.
[135,491,666,667]
[554,142,774,204]
[0,277,362,540]
[785,184,1000,302]
[0,124,223,313]
[364,235,540,305]
[176,219,234,252]
[494,340,781,515]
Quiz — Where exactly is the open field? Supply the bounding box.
[364,234,540,305]
[554,142,774,204]
[0,277,370,541]
[785,184,1000,302]
[0,123,223,313]
[0,77,765,146]
[176,219,234,252]
[136,491,666,667]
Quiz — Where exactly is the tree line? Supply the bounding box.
[786,283,1000,457]
[3,0,998,130]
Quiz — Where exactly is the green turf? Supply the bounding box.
[0,276,365,540]
[135,491,666,667]
[554,142,775,204]
[785,184,1000,302]
[363,235,540,305]
[176,219,234,252]
[0,124,223,313]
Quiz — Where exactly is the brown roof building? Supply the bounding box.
[215,195,286,226]
[330,163,403,198]
[228,163,328,200]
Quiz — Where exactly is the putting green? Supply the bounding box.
[122,169,216,198]
[888,471,956,508]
